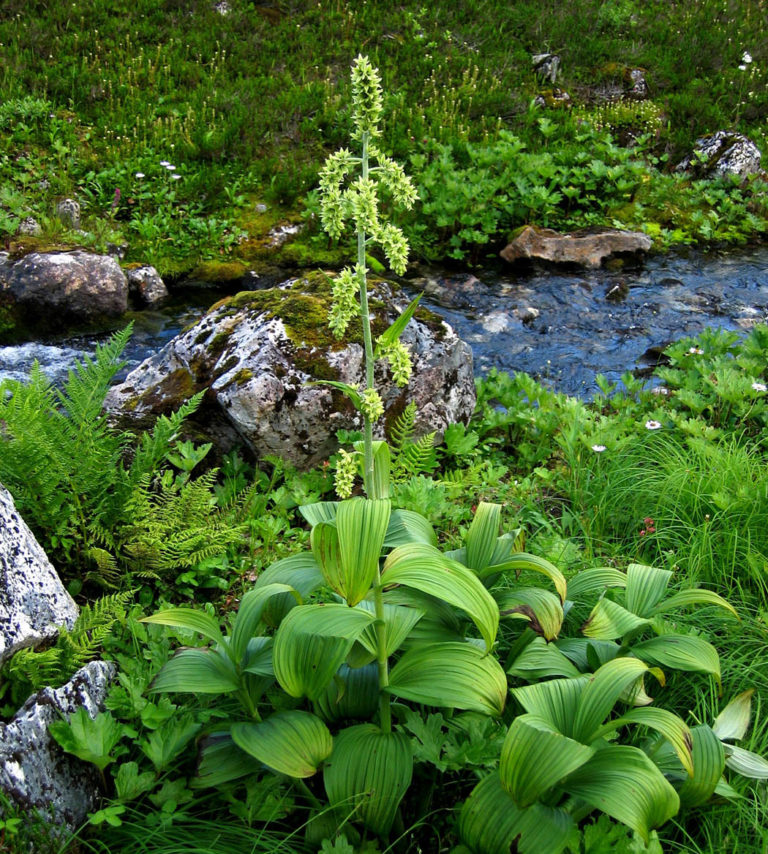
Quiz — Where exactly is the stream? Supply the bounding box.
[1,247,767,398]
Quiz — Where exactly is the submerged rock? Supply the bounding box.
[676,131,762,179]
[500,226,652,269]
[106,273,476,468]
[0,660,115,829]
[0,485,78,667]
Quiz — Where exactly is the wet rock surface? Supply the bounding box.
[0,660,115,829]
[0,485,78,666]
[676,131,762,179]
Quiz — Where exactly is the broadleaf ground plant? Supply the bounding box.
[50,57,768,853]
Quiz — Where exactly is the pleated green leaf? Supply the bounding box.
[500,714,595,805]
[299,501,338,526]
[315,663,380,724]
[324,724,413,835]
[498,587,564,640]
[479,552,567,603]
[311,520,344,596]
[354,600,425,658]
[231,583,299,661]
[383,543,499,649]
[566,567,628,601]
[336,497,391,605]
[273,604,376,699]
[388,642,507,715]
[676,725,725,807]
[597,706,694,777]
[712,689,754,741]
[149,648,239,695]
[466,502,501,571]
[724,744,768,779]
[512,677,588,738]
[231,711,332,778]
[632,634,721,687]
[192,733,257,789]
[555,637,620,671]
[240,636,274,676]
[141,608,225,650]
[507,636,582,680]
[562,745,680,842]
[459,772,574,854]
[625,564,673,617]
[582,597,651,640]
[255,552,325,626]
[652,588,739,619]
[383,509,438,548]
[573,657,658,743]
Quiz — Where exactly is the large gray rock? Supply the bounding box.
[500,225,652,269]
[676,131,762,179]
[0,660,116,829]
[0,485,78,666]
[106,273,476,468]
[1,250,128,324]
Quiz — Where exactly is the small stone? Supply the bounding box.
[517,305,540,324]
[532,53,560,84]
[55,198,80,230]
[126,265,169,307]
[605,280,629,302]
[16,216,42,237]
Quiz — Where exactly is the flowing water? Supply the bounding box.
[1,247,767,398]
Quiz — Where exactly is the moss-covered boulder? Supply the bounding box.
[105,272,475,468]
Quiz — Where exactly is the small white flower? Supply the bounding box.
[738,64,747,71]
[134,172,145,178]
[688,346,704,355]
[742,51,752,64]
[171,173,181,180]
[651,386,669,396]
[591,444,607,453]
[645,420,662,430]
[160,160,170,167]
[752,382,767,392]
[166,164,177,171]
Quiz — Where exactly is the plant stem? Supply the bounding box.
[358,130,376,497]
[373,571,391,733]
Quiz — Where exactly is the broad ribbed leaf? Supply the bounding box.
[566,567,627,600]
[149,648,239,694]
[370,440,391,501]
[500,714,595,805]
[311,521,344,597]
[598,707,694,776]
[231,584,299,660]
[315,663,380,724]
[555,637,619,671]
[335,497,391,605]
[512,677,587,738]
[466,502,501,570]
[562,745,680,842]
[713,689,754,741]
[632,635,721,686]
[489,529,525,565]
[582,598,651,640]
[384,509,438,548]
[324,724,413,835]
[383,543,499,649]
[299,501,338,526]
[354,600,425,658]
[498,587,564,640]
[273,604,376,699]
[388,642,507,715]
[572,657,658,743]
[479,552,567,603]
[508,636,581,680]
[676,725,725,807]
[625,564,673,617]
[231,711,332,778]
[141,608,225,649]
[192,733,256,788]
[240,636,274,676]
[459,772,574,854]
[652,588,738,619]
[724,744,768,779]
[255,552,325,626]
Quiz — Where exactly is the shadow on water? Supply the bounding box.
[1,247,767,399]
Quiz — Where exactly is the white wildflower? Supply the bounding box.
[591,444,607,453]
[645,420,662,430]
[742,51,752,64]
[751,381,767,392]
[134,172,145,179]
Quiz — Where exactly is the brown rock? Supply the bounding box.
[500,226,652,269]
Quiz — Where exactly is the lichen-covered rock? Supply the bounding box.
[0,660,115,829]
[532,53,560,84]
[0,485,78,667]
[676,131,762,179]
[500,226,652,269]
[2,250,128,325]
[106,274,475,468]
[55,198,81,230]
[126,264,168,307]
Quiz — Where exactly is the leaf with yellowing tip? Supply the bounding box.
[498,587,564,640]
[625,564,673,617]
[566,567,627,601]
[383,543,499,650]
[632,634,721,688]
[652,588,739,620]
[712,689,754,741]
[479,552,567,603]
[388,642,507,715]
[231,711,332,778]
[582,597,651,640]
[500,714,595,806]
